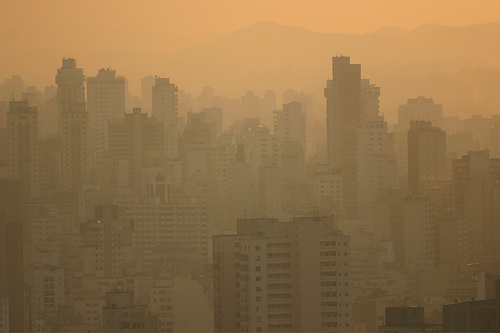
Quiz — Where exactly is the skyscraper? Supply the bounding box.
[55,58,89,191]
[360,78,380,117]
[241,91,260,119]
[325,56,362,218]
[357,115,397,217]
[407,121,447,194]
[262,90,276,127]
[452,150,500,260]
[87,68,126,168]
[107,108,165,197]
[7,100,39,199]
[141,75,155,115]
[397,97,443,134]
[274,101,306,153]
[395,97,444,182]
[152,77,178,160]
[0,75,25,101]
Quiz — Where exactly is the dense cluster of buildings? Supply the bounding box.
[0,56,499,332]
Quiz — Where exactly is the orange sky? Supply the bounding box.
[1,0,500,96]
[2,0,500,40]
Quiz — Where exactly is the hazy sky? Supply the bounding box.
[2,0,499,41]
[2,0,500,101]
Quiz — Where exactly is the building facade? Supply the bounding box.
[325,56,362,218]
[213,217,351,332]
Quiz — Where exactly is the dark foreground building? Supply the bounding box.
[443,275,500,332]
[378,307,441,332]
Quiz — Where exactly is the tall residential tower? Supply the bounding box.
[55,58,89,191]
[7,101,39,199]
[86,68,126,169]
[325,56,362,218]
[152,77,178,160]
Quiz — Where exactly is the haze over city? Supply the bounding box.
[1,1,500,332]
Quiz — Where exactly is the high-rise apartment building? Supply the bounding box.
[152,77,178,159]
[7,100,39,199]
[395,97,444,181]
[87,68,126,167]
[141,75,155,115]
[0,180,26,332]
[325,56,362,218]
[241,91,260,119]
[22,86,43,108]
[274,101,306,154]
[0,75,25,101]
[258,165,283,220]
[107,108,165,197]
[197,86,214,111]
[56,57,89,191]
[280,140,305,186]
[313,164,343,214]
[397,97,443,133]
[372,190,437,267]
[202,107,223,137]
[262,90,276,128]
[31,251,65,332]
[230,145,257,224]
[81,205,134,277]
[119,200,208,275]
[213,217,351,332]
[360,79,380,117]
[408,121,447,194]
[357,115,397,217]
[239,120,280,177]
[452,150,500,260]
[282,89,299,104]
[178,112,215,180]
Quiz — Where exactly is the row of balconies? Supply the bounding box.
[267,273,292,280]
[267,293,291,299]
[266,263,291,270]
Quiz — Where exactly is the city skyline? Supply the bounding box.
[2,0,500,123]
[2,2,500,332]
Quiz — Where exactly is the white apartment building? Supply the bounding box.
[214,217,351,332]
